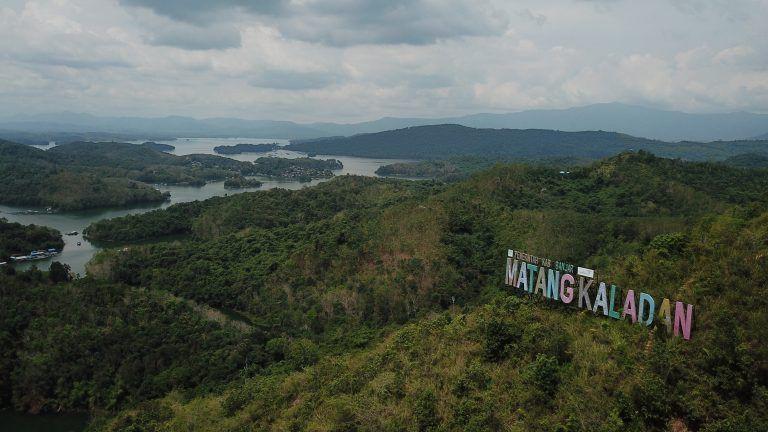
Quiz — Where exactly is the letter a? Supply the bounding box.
[516,261,529,291]
[593,282,609,316]
[622,290,637,323]
[658,298,672,333]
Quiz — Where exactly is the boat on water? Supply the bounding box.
[10,249,61,263]
[66,231,79,236]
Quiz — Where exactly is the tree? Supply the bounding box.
[48,262,72,283]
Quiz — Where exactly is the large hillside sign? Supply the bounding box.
[505,249,694,340]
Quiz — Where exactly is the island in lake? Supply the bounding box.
[224,176,263,189]
[214,143,279,154]
[0,139,264,211]
[251,157,343,182]
[141,141,176,152]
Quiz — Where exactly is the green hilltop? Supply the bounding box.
[1,152,767,431]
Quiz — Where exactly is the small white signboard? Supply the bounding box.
[577,267,595,278]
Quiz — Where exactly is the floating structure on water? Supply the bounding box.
[10,248,61,263]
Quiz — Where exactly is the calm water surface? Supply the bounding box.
[2,138,410,276]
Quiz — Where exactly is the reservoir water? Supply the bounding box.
[1,138,411,276]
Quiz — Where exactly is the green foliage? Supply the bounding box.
[0,218,63,261]
[251,156,343,181]
[0,139,271,210]
[722,152,768,169]
[48,261,72,283]
[524,354,561,397]
[376,156,498,181]
[223,176,263,189]
[4,151,768,431]
[0,276,265,413]
[286,338,320,370]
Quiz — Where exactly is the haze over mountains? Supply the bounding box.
[3,103,768,143]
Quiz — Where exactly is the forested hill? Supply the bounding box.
[0,140,272,210]
[3,152,768,430]
[286,124,768,160]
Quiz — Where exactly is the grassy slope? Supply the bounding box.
[106,204,768,431]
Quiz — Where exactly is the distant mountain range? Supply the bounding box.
[2,103,768,142]
[285,124,768,161]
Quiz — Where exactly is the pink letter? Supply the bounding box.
[622,290,637,323]
[560,273,575,304]
[674,302,694,340]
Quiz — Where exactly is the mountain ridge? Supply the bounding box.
[285,124,768,161]
[4,103,768,142]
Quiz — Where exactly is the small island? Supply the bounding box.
[252,157,343,182]
[224,176,264,189]
[214,143,279,155]
[375,157,496,181]
[141,141,176,152]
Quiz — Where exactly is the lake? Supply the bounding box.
[0,138,411,276]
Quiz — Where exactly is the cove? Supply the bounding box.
[2,138,412,275]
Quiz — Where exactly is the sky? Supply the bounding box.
[0,0,766,122]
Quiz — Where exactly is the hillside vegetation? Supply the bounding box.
[723,152,768,169]
[0,218,63,261]
[287,124,768,161]
[2,152,767,431]
[0,140,259,210]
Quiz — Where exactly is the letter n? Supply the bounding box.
[673,302,693,340]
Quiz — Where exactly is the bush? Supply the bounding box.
[287,338,319,370]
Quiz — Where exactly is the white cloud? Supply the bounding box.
[0,0,766,121]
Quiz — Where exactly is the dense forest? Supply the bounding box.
[0,218,63,261]
[1,151,761,430]
[140,142,175,152]
[0,139,170,210]
[251,157,343,181]
[287,124,768,161]
[0,140,262,210]
[376,157,501,181]
[223,176,264,189]
[723,152,768,168]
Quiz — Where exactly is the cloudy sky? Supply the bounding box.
[1,0,766,121]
